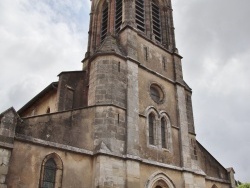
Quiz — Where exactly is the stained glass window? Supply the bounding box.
[42,158,56,188]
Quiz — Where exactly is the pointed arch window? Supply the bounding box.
[40,153,63,188]
[42,159,56,188]
[161,118,167,148]
[149,113,155,145]
[101,3,109,42]
[135,0,145,32]
[151,0,162,42]
[115,0,123,33]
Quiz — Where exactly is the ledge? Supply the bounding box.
[14,134,230,185]
[0,141,13,149]
[205,176,230,184]
[15,134,93,156]
[22,103,126,119]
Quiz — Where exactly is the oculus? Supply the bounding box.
[150,84,164,103]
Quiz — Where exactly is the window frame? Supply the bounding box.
[148,112,156,145]
[40,153,63,188]
[160,118,167,149]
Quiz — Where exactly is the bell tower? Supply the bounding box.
[85,0,176,58]
[82,0,202,187]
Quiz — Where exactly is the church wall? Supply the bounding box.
[205,179,231,188]
[138,115,181,166]
[140,162,183,188]
[88,56,127,108]
[185,91,195,134]
[197,143,229,181]
[0,148,11,188]
[138,68,178,128]
[7,140,93,188]
[136,50,181,166]
[93,106,126,155]
[57,71,87,111]
[93,155,126,188]
[17,108,95,151]
[136,35,175,81]
[21,89,57,117]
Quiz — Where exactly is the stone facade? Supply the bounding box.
[0,0,236,188]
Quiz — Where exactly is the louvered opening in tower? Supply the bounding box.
[115,0,123,33]
[151,1,162,42]
[101,4,109,42]
[135,0,145,32]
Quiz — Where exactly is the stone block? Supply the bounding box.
[0,175,5,184]
[0,184,7,188]
[0,165,8,175]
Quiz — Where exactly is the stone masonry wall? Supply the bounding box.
[88,56,127,108]
[197,142,229,181]
[94,106,126,155]
[0,148,11,188]
[17,108,95,151]
[94,155,125,188]
[186,91,195,134]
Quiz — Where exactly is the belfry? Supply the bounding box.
[0,0,235,187]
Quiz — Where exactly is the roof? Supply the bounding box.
[197,140,228,171]
[17,82,58,115]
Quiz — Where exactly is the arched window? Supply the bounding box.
[151,0,162,42]
[149,113,155,145]
[101,3,109,42]
[42,159,56,188]
[161,118,167,148]
[40,153,63,188]
[115,0,123,33]
[146,172,175,188]
[46,107,50,114]
[135,0,145,32]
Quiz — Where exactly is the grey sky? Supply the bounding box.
[0,0,249,183]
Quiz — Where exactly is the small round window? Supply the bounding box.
[150,84,164,103]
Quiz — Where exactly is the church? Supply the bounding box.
[0,0,236,187]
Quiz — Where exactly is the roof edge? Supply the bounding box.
[17,82,58,115]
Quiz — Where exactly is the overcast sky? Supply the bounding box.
[0,0,249,183]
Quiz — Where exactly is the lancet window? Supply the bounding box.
[115,0,123,33]
[135,0,145,32]
[40,153,63,188]
[101,3,109,42]
[151,0,162,42]
[161,118,167,148]
[149,113,155,145]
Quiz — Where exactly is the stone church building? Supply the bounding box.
[0,0,236,187]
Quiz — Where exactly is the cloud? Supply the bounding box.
[0,0,90,111]
[173,0,250,182]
